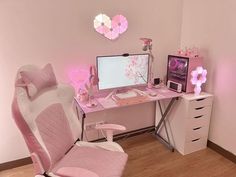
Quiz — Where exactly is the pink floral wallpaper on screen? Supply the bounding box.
[125,55,149,83]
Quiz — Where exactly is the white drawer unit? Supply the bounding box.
[155,92,213,155]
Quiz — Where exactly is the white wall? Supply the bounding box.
[0,0,183,163]
[181,0,236,155]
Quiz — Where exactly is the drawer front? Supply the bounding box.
[189,97,213,110]
[188,105,212,118]
[187,114,211,130]
[185,126,208,142]
[184,137,208,155]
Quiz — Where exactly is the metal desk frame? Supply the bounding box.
[74,88,180,151]
[154,98,178,151]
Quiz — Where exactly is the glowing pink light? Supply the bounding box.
[191,66,207,95]
[94,14,128,40]
[95,25,110,35]
[67,66,90,92]
[94,14,111,34]
[104,27,120,40]
[112,15,128,34]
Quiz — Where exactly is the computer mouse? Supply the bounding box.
[86,101,98,108]
[149,92,157,97]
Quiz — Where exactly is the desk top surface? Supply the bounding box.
[74,86,182,114]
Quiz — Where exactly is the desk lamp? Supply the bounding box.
[191,66,207,96]
[140,38,154,88]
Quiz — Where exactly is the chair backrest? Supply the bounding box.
[12,65,82,173]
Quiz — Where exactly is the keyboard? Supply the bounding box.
[115,91,139,99]
[112,90,148,106]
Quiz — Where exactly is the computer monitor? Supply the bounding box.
[96,53,149,91]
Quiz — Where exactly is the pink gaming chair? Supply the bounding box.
[12,64,128,177]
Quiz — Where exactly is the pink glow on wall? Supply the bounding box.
[191,66,207,95]
[67,66,90,93]
[94,14,128,40]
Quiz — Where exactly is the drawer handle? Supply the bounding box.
[196,98,205,101]
[195,107,204,110]
[194,115,203,119]
[192,138,200,142]
[193,127,202,131]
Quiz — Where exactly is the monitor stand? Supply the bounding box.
[104,89,117,100]
[104,89,126,100]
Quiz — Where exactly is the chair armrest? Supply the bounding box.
[95,124,126,142]
[95,124,126,131]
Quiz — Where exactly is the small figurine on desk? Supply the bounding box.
[85,65,99,108]
[78,89,88,102]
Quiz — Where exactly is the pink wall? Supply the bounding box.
[0,0,183,163]
[181,0,236,155]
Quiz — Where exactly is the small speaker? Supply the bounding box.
[153,78,160,85]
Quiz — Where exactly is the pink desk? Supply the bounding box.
[74,86,182,151]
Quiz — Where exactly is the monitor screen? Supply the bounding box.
[97,53,149,90]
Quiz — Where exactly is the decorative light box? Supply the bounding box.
[94,14,128,40]
[167,55,203,93]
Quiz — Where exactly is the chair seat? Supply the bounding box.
[76,141,124,152]
[51,145,128,177]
